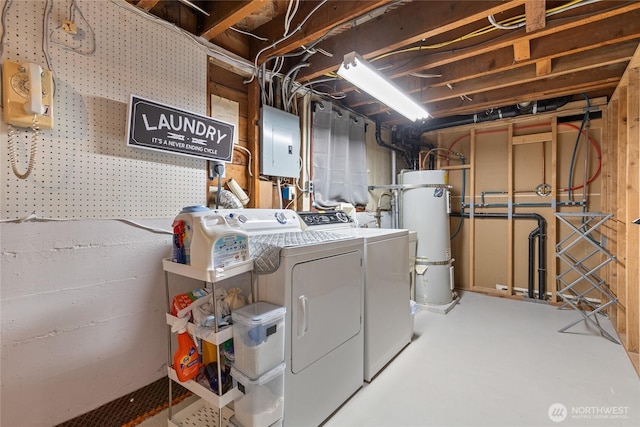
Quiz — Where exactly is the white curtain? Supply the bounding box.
[312,101,368,208]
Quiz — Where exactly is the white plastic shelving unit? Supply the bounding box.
[163,258,254,427]
[167,399,234,427]
[163,258,254,282]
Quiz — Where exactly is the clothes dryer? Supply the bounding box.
[213,209,365,427]
[298,210,412,382]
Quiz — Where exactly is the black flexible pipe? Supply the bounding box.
[450,211,547,300]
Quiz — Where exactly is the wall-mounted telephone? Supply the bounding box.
[3,60,54,129]
[2,60,54,179]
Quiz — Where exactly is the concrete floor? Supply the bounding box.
[144,291,640,427]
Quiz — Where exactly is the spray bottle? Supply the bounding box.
[171,317,200,382]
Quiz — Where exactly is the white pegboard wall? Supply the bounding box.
[0,0,211,219]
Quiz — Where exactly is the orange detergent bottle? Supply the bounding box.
[172,317,200,382]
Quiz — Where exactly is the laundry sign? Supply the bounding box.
[126,95,234,162]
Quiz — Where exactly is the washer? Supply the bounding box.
[298,210,412,382]
[213,208,365,427]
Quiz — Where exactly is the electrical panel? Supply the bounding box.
[260,105,300,178]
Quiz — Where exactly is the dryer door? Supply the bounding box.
[291,250,363,373]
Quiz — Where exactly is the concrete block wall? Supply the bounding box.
[0,1,213,425]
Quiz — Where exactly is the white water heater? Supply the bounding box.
[400,170,454,306]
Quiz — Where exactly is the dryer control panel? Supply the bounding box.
[297,210,353,230]
[212,208,302,235]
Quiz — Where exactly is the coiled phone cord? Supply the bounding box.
[7,115,39,179]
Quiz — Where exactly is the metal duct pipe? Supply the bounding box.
[450,211,547,300]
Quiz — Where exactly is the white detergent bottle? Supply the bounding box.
[190,212,249,271]
[172,206,211,264]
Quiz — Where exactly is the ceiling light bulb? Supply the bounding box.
[337,52,429,122]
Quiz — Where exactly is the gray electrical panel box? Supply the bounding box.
[260,105,300,178]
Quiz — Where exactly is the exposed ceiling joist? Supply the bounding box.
[135,0,159,11]
[525,0,547,32]
[295,0,528,82]
[362,62,625,120]
[375,5,640,85]
[200,1,269,40]
[130,0,640,126]
[249,0,395,62]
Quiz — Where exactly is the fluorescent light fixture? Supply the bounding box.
[337,52,430,122]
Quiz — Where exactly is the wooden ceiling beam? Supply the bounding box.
[373,3,640,82]
[335,6,640,107]
[415,45,635,104]
[210,29,250,59]
[135,0,159,11]
[536,59,552,76]
[295,0,527,82]
[358,62,625,119]
[249,0,394,62]
[348,46,631,111]
[611,41,640,101]
[344,36,640,107]
[513,39,531,62]
[199,1,269,40]
[525,0,546,32]
[331,1,640,106]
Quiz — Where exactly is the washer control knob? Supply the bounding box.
[336,211,349,222]
[275,211,288,224]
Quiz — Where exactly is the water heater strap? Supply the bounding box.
[415,258,453,266]
[415,264,428,275]
[400,183,453,190]
[508,199,513,220]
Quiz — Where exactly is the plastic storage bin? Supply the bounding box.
[231,302,285,379]
[231,362,285,427]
